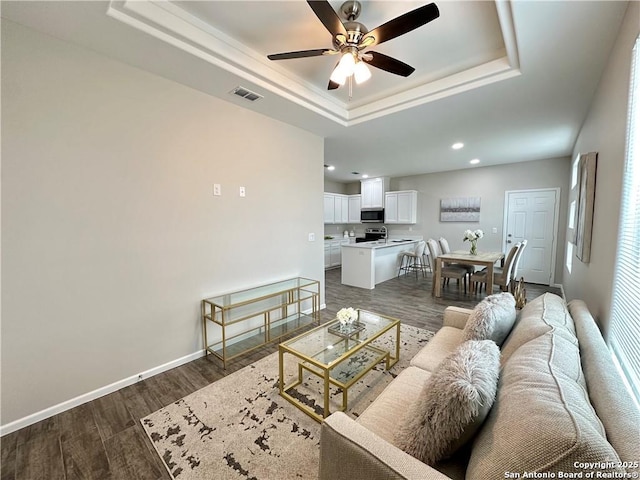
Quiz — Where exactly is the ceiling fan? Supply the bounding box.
[267,1,440,92]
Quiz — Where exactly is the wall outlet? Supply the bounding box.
[213,184,221,196]
[308,233,315,242]
[239,186,246,197]
[492,227,498,234]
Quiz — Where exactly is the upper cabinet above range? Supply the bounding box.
[360,177,389,209]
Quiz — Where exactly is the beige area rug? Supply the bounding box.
[141,324,433,480]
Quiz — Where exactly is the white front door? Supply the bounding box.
[504,189,559,285]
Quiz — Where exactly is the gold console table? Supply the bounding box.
[202,277,320,368]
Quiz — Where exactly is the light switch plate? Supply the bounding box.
[308,233,315,242]
[213,184,221,196]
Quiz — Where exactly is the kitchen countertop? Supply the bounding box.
[324,237,360,242]
[341,239,418,249]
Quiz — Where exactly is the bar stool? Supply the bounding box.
[398,241,428,278]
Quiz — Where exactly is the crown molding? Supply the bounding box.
[107,0,521,127]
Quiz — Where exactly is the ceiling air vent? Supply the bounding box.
[230,86,263,102]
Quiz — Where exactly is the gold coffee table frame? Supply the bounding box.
[278,309,400,422]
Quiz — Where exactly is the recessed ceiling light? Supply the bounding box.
[326,165,335,171]
[452,142,464,150]
[362,174,369,179]
[470,158,480,165]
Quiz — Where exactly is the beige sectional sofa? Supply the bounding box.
[319,293,640,480]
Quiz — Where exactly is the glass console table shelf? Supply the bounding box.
[202,277,320,368]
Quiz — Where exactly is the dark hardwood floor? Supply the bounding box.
[0,268,560,480]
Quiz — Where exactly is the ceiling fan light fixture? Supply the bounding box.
[330,65,348,85]
[267,1,440,94]
[337,51,356,74]
[353,61,371,84]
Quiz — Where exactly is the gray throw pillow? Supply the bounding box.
[462,292,516,345]
[395,340,500,465]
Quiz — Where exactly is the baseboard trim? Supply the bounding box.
[1,304,328,437]
[0,349,206,437]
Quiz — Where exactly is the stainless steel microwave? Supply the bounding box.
[361,209,385,223]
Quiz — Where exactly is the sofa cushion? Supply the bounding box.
[500,292,576,362]
[410,326,464,372]
[357,366,433,445]
[569,300,640,471]
[461,292,516,345]
[467,331,624,478]
[395,340,500,466]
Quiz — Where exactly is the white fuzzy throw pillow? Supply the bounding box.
[395,340,500,465]
[462,292,516,345]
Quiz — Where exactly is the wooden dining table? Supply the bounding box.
[433,250,505,297]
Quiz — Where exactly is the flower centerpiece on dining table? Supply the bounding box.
[463,229,484,255]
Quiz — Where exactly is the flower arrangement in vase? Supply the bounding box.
[463,229,484,255]
[337,307,358,327]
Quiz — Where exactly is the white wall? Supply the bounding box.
[323,180,348,194]
[389,157,571,283]
[563,2,640,336]
[1,21,325,427]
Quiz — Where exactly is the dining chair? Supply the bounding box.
[470,242,520,294]
[478,239,528,288]
[438,237,475,275]
[426,239,469,294]
[510,239,528,286]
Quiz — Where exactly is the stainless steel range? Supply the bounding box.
[355,227,387,243]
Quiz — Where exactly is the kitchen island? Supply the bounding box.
[341,240,420,289]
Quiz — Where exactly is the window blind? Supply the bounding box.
[610,35,640,401]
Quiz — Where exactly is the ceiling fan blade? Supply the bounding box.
[268,49,332,60]
[364,3,439,48]
[366,51,415,77]
[307,0,347,38]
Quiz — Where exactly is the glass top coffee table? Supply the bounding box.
[278,309,400,422]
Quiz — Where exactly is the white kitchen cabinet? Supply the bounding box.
[360,177,388,209]
[330,243,342,267]
[333,195,343,223]
[324,193,349,224]
[385,193,398,223]
[324,194,335,224]
[348,195,361,223]
[338,195,349,223]
[385,190,418,224]
[325,239,350,268]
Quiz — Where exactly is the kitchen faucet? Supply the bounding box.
[381,226,388,242]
